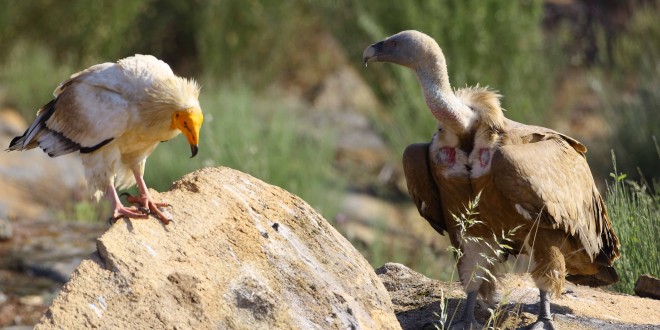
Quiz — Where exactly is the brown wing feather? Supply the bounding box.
[491,130,619,263]
[403,142,447,235]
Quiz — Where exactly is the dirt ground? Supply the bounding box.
[378,262,660,330]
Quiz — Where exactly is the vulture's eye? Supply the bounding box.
[386,40,397,48]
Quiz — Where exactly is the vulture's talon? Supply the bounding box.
[107,216,117,225]
[154,202,171,208]
[108,213,128,225]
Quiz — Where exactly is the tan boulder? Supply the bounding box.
[36,167,400,329]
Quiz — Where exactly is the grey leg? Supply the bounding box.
[527,290,555,330]
[450,291,482,330]
[538,289,552,321]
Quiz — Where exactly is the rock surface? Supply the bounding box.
[35,167,400,330]
[377,263,660,330]
[634,274,660,300]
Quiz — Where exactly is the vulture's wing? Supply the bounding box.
[490,129,619,262]
[9,63,131,157]
[403,142,447,235]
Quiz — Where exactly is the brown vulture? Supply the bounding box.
[364,30,619,330]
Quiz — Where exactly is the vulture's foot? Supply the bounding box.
[449,318,482,330]
[526,290,555,329]
[449,291,481,330]
[109,205,150,223]
[121,193,171,208]
[120,193,173,224]
[146,201,174,225]
[525,318,555,330]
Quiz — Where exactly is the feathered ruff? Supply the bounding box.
[455,85,505,131]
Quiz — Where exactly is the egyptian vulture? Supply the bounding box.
[8,54,203,224]
[364,31,620,329]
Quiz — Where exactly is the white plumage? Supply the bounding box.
[8,54,203,224]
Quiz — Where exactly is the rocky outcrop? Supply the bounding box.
[377,263,660,330]
[36,167,400,329]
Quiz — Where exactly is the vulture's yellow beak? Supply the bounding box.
[172,108,203,157]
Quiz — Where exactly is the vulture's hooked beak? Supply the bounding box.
[172,108,203,158]
[190,144,199,158]
[363,41,384,67]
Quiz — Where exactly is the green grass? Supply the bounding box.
[144,81,344,218]
[607,151,660,294]
[0,42,75,118]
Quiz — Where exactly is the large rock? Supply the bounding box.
[36,167,400,329]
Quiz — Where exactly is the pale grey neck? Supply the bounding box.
[414,61,475,131]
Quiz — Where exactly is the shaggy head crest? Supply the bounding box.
[146,76,201,111]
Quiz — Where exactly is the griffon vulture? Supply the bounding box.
[8,55,203,224]
[364,30,620,330]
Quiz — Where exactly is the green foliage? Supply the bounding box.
[322,0,552,152]
[607,152,660,294]
[0,43,75,117]
[196,0,319,85]
[609,3,660,76]
[584,2,660,184]
[0,0,151,64]
[56,200,110,223]
[144,81,343,217]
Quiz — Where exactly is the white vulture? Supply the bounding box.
[7,54,203,224]
[364,31,620,330]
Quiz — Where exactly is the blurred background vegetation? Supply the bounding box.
[0,0,657,293]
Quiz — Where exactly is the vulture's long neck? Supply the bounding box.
[413,51,475,132]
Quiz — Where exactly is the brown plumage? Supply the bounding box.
[364,30,620,329]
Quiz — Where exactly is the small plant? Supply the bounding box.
[606,149,660,294]
[429,192,550,329]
